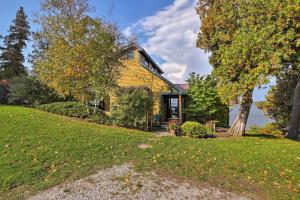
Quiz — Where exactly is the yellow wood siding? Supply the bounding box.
[109,48,171,115]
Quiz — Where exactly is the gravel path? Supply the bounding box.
[28,164,251,200]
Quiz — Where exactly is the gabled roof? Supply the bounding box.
[122,43,187,94]
[175,84,189,92]
[122,43,164,74]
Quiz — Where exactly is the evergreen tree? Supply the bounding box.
[0,7,30,79]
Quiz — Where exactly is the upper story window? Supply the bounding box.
[149,64,154,72]
[144,59,150,67]
[127,50,134,59]
[139,52,162,75]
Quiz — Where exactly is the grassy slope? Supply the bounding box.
[1,106,300,199]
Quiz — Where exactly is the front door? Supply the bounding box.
[167,97,179,119]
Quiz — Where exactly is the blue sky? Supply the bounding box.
[0,0,270,101]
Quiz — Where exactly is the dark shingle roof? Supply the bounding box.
[175,84,189,92]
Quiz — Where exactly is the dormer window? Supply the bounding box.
[149,64,154,72]
[137,49,163,75]
[127,50,134,59]
[144,59,150,67]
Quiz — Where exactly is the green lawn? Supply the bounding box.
[1,106,300,199]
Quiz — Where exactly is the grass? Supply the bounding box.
[1,106,300,199]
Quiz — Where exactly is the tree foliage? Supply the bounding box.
[32,0,122,105]
[0,7,30,79]
[8,75,62,105]
[197,0,299,135]
[186,73,228,126]
[198,0,296,103]
[111,87,153,130]
[257,70,298,128]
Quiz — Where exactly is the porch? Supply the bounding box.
[160,93,188,125]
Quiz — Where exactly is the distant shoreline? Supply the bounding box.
[229,103,274,129]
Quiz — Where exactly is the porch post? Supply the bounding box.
[179,94,182,124]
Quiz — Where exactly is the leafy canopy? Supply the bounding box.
[8,75,62,105]
[257,69,299,128]
[197,0,299,104]
[186,73,228,125]
[32,0,122,103]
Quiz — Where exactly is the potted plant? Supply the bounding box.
[168,122,177,135]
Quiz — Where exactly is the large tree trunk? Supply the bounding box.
[228,89,253,136]
[286,72,300,140]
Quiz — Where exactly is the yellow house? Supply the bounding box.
[103,43,188,125]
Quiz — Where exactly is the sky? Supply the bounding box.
[0,0,271,101]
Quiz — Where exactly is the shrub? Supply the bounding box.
[247,125,261,135]
[37,102,110,124]
[37,102,90,118]
[260,123,283,136]
[181,121,214,138]
[8,75,62,105]
[111,87,153,130]
[87,113,111,125]
[247,123,283,136]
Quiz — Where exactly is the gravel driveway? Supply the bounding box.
[28,164,251,200]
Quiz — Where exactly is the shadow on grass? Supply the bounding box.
[244,133,282,139]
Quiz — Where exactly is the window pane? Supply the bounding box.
[127,51,134,59]
[168,97,179,118]
[145,60,149,66]
[170,98,178,107]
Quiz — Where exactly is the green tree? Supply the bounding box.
[257,69,298,129]
[285,2,300,139]
[197,0,298,136]
[32,0,122,109]
[0,7,30,79]
[186,73,228,126]
[8,75,62,105]
[111,87,153,130]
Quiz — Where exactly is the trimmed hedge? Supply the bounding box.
[181,121,214,138]
[37,101,110,124]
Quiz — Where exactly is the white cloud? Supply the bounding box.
[124,0,211,83]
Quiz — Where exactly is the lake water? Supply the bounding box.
[229,104,274,129]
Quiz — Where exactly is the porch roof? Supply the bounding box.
[161,91,187,95]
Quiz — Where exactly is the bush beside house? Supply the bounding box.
[35,87,154,129]
[181,121,214,138]
[111,87,153,130]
